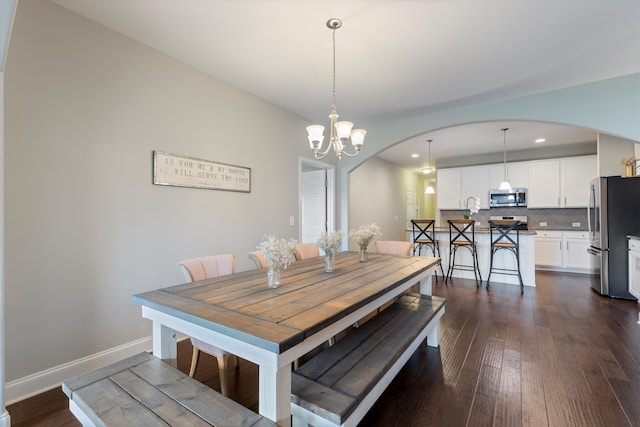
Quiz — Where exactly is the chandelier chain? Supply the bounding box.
[332,25,336,107]
[502,128,509,180]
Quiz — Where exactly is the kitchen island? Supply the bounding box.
[409,226,536,287]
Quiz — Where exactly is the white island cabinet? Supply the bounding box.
[410,228,536,287]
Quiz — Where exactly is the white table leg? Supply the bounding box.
[420,269,433,296]
[153,321,177,367]
[259,363,292,427]
[427,322,440,347]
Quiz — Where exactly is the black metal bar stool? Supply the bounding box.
[411,219,446,281]
[487,220,524,291]
[446,219,482,285]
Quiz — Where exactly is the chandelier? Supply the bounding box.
[306,18,366,160]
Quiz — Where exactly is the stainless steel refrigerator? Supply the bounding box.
[587,176,640,299]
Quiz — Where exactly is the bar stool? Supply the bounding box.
[446,219,482,285]
[411,219,445,281]
[487,220,524,291]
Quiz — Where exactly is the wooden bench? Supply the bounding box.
[62,351,276,427]
[290,293,446,427]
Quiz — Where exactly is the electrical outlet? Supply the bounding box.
[539,222,548,227]
[289,216,295,226]
[572,222,581,227]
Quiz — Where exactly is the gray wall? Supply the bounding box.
[4,1,319,384]
[598,133,637,176]
[348,157,419,249]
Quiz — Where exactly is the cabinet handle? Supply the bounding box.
[565,196,567,206]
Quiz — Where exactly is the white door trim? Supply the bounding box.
[298,157,335,242]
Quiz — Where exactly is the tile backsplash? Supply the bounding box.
[439,207,588,230]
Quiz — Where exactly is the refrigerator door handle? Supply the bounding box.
[587,246,607,256]
[587,185,595,242]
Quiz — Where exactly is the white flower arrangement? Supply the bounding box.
[317,230,343,255]
[349,223,382,249]
[258,235,297,269]
[464,196,480,219]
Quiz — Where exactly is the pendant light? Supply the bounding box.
[499,128,512,191]
[424,139,435,194]
[425,183,435,194]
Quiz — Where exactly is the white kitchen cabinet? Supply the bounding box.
[528,160,561,208]
[489,162,529,190]
[436,168,461,209]
[629,237,640,301]
[535,230,596,273]
[437,155,595,211]
[561,156,597,207]
[528,156,596,208]
[535,231,563,268]
[563,231,595,271]
[461,166,490,209]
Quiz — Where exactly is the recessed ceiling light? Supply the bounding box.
[411,153,419,158]
[535,138,546,143]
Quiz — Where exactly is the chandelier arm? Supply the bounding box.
[313,141,334,158]
[339,148,361,158]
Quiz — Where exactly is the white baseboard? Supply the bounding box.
[5,336,153,405]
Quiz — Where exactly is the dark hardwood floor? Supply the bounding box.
[8,271,640,426]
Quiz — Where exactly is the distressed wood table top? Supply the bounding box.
[133,252,439,354]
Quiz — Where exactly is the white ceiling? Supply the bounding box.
[52,0,640,169]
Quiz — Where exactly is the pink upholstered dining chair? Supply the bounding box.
[356,240,414,326]
[248,250,268,269]
[177,254,239,396]
[375,240,413,256]
[294,242,320,260]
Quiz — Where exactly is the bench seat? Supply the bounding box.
[290,293,446,427]
[62,351,276,427]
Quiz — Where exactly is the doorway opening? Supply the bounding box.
[299,158,335,244]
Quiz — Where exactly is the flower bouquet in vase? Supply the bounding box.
[258,235,297,288]
[464,196,480,220]
[317,230,343,272]
[349,223,382,262]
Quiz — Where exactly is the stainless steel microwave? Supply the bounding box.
[489,188,527,208]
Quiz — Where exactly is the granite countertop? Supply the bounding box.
[430,226,537,235]
[408,225,586,235]
[530,228,589,232]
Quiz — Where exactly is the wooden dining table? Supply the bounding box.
[133,251,440,426]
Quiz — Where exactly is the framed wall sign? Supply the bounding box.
[153,151,251,193]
